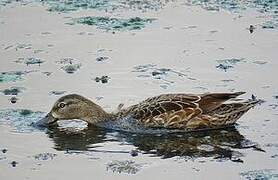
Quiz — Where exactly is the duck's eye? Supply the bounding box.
[58,102,66,108]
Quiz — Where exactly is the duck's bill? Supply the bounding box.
[35,113,58,127]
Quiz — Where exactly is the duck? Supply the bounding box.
[37,92,262,133]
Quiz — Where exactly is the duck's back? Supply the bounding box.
[97,92,260,133]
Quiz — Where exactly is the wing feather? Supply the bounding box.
[124,94,202,128]
[119,92,245,129]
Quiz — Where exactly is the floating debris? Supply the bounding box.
[15,43,32,50]
[25,57,44,66]
[49,91,66,96]
[1,87,25,95]
[34,153,57,161]
[56,58,75,65]
[96,56,109,62]
[217,58,245,65]
[133,64,156,72]
[61,64,81,74]
[221,79,235,83]
[42,72,52,76]
[95,76,110,83]
[240,169,278,180]
[253,60,268,65]
[11,161,18,167]
[152,68,170,76]
[4,45,13,50]
[216,58,245,72]
[231,158,243,163]
[130,150,139,157]
[251,94,257,101]
[106,160,143,174]
[74,16,155,31]
[216,64,232,71]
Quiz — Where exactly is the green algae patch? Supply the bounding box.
[75,16,155,31]
[46,0,112,12]
[42,0,168,13]
[1,87,25,95]
[61,64,81,74]
[34,153,57,161]
[187,0,278,29]
[106,160,143,174]
[240,169,278,180]
[216,58,245,72]
[0,71,27,83]
[0,109,45,133]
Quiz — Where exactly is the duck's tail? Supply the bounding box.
[210,98,264,125]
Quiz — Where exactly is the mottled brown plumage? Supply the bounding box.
[38,92,261,132]
[118,92,256,130]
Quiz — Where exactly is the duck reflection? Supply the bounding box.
[46,126,264,161]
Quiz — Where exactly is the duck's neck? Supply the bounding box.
[81,101,115,125]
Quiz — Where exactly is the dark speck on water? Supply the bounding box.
[10,97,18,104]
[95,76,110,83]
[2,149,7,153]
[42,72,52,76]
[251,94,257,101]
[11,161,18,167]
[231,158,244,163]
[49,91,66,96]
[96,56,109,62]
[130,149,139,157]
[249,25,255,33]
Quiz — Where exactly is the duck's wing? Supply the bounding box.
[122,92,245,129]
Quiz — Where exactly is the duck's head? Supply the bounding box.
[36,94,108,127]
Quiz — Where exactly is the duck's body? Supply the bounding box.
[39,92,261,133]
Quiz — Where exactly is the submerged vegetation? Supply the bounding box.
[74,16,155,31]
[0,71,31,83]
[0,109,45,132]
[187,0,278,29]
[106,160,143,174]
[216,58,245,72]
[0,87,25,95]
